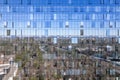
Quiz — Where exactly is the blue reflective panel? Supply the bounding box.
[116,6,120,12]
[89,0,100,4]
[6,22,12,28]
[109,7,115,12]
[86,14,90,20]
[109,21,115,28]
[59,22,63,28]
[71,14,81,20]
[51,21,59,28]
[84,21,91,28]
[53,6,58,11]
[36,7,40,12]
[96,22,101,28]
[31,0,47,5]
[45,29,48,36]
[74,7,79,12]
[115,14,120,20]
[57,14,68,20]
[97,13,103,20]
[100,0,104,4]
[15,7,26,12]
[43,0,69,5]
[104,21,109,28]
[95,6,101,12]
[45,21,51,28]
[72,0,88,5]
[0,0,5,4]
[32,22,36,28]
[44,14,52,20]
[36,22,42,28]
[116,0,120,4]
[110,0,115,4]
[34,14,44,20]
[21,0,29,5]
[2,13,12,20]
[97,14,104,20]
[14,22,25,28]
[104,14,115,20]
[89,7,95,12]
[110,29,117,36]
[48,0,59,4]
[69,22,77,29]
[27,0,31,5]
[0,6,9,12]
[116,21,120,28]
[106,29,110,36]
[92,22,95,28]
[80,7,85,12]
[103,0,109,4]
[59,0,69,5]
[12,13,30,21]
[0,0,119,37]
[8,0,21,4]
[100,21,104,28]
[11,7,16,12]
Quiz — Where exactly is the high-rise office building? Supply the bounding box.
[0,1,120,80]
[0,0,119,38]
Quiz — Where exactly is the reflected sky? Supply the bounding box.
[0,0,119,37]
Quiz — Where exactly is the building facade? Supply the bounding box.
[0,0,120,38]
[0,0,120,80]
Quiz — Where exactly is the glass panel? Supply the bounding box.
[80,29,84,36]
[106,29,110,36]
[7,29,10,36]
[53,38,57,44]
[110,29,117,36]
[116,21,120,28]
[45,21,51,28]
[71,38,78,44]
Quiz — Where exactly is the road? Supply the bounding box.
[76,48,120,74]
[3,63,18,80]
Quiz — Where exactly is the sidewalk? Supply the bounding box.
[3,63,18,80]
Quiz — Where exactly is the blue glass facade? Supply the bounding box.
[0,1,120,80]
[0,0,120,37]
